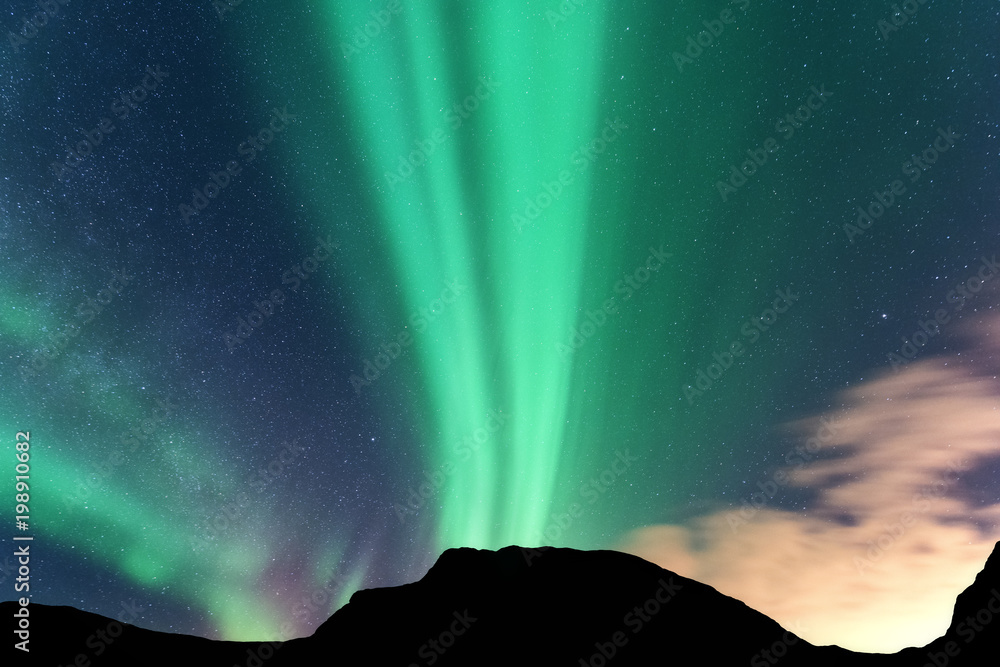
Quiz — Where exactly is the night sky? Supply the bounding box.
[1,0,999,654]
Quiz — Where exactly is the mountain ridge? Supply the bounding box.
[6,541,998,666]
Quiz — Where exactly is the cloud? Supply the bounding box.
[617,317,1000,653]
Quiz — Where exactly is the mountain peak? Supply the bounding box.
[7,542,1000,666]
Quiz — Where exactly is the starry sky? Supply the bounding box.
[1,0,999,654]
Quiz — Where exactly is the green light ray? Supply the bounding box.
[305,4,615,551]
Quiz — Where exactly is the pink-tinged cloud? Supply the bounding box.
[618,315,1000,653]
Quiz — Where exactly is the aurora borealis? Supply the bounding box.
[2,0,999,655]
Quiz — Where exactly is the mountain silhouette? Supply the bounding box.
[6,542,998,666]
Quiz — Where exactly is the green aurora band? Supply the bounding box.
[314,2,644,552]
[221,0,763,583]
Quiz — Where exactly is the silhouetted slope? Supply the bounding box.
[6,541,999,666]
[909,542,1000,667]
[3,602,265,667]
[286,545,872,666]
